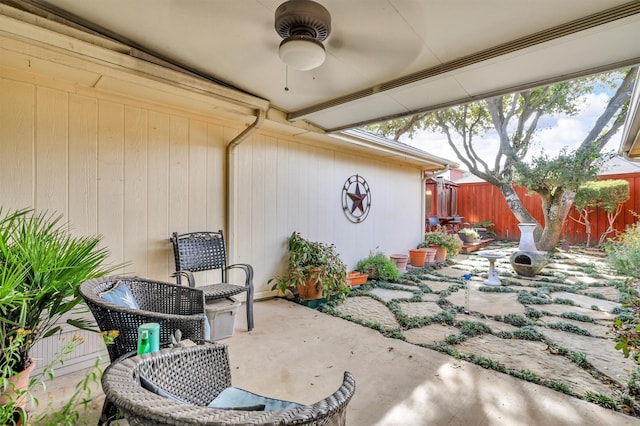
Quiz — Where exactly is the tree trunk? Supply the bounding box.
[497,181,539,231]
[537,190,575,251]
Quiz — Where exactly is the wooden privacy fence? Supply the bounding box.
[456,173,640,245]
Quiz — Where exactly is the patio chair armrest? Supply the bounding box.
[225,263,253,287]
[171,270,196,287]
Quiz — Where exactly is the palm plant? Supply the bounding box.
[0,208,117,374]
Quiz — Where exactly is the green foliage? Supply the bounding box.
[574,180,630,212]
[628,368,640,396]
[610,298,640,363]
[469,354,506,372]
[444,334,467,345]
[553,298,576,306]
[458,320,491,337]
[570,351,589,367]
[547,380,573,395]
[0,208,117,373]
[517,290,552,305]
[458,228,479,238]
[419,227,463,256]
[514,145,611,196]
[496,314,529,327]
[509,369,541,384]
[584,392,618,410]
[513,326,545,341]
[560,312,595,323]
[478,286,516,293]
[603,212,640,279]
[355,251,400,282]
[525,307,544,319]
[269,231,349,301]
[431,310,456,325]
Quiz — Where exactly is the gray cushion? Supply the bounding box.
[208,387,301,411]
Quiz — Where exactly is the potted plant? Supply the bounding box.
[474,220,496,239]
[270,232,349,301]
[0,208,116,412]
[419,226,463,261]
[355,251,400,282]
[458,228,480,244]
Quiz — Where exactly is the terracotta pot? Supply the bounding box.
[409,249,428,267]
[348,271,368,286]
[0,358,35,408]
[390,254,409,272]
[367,267,376,279]
[296,268,324,300]
[423,247,437,264]
[433,246,447,262]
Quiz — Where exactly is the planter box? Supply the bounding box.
[348,271,368,286]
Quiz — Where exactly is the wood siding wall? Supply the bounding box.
[457,174,640,244]
[1,74,425,299]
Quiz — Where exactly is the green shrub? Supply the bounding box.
[355,251,400,281]
[603,211,640,278]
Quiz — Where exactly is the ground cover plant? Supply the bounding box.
[319,240,640,417]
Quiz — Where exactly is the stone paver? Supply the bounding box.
[333,296,399,329]
[326,242,640,421]
[536,327,637,385]
[398,301,443,318]
[579,286,622,301]
[369,287,416,302]
[537,316,612,338]
[404,324,459,345]
[447,284,526,317]
[420,280,457,293]
[455,334,616,398]
[539,303,617,321]
[551,291,621,312]
[421,293,440,302]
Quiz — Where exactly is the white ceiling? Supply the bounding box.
[20,0,640,133]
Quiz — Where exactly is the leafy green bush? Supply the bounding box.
[603,211,640,278]
[355,251,400,281]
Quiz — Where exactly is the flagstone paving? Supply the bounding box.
[327,241,640,418]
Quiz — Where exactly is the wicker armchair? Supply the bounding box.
[171,230,254,331]
[79,276,208,425]
[102,344,356,425]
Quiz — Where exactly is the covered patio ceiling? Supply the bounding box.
[12,0,640,138]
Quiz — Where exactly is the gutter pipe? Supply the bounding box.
[226,109,266,262]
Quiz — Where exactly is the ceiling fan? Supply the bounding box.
[274,0,332,71]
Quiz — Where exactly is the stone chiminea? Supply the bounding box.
[509,223,547,277]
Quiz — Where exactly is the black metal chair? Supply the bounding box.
[79,276,208,425]
[102,343,356,425]
[171,230,254,331]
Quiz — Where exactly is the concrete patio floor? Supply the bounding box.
[29,242,640,425]
[31,303,640,425]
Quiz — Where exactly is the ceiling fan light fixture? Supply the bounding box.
[275,0,331,71]
[279,35,326,71]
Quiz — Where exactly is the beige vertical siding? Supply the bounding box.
[0,74,230,282]
[232,132,423,295]
[1,69,423,299]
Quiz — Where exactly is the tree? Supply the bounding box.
[368,68,638,250]
[571,179,630,246]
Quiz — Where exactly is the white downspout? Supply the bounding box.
[226,109,266,263]
[421,165,450,235]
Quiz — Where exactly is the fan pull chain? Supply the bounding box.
[284,66,289,91]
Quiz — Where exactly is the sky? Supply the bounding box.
[402,91,622,168]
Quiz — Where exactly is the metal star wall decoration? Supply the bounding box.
[342,174,371,223]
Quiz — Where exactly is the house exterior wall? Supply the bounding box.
[0,68,423,300]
